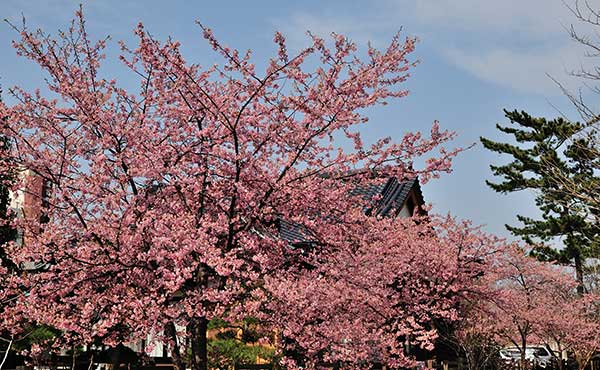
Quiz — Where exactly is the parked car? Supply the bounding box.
[499,346,554,368]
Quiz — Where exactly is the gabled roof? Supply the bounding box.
[278,177,423,244]
[278,219,314,245]
[360,177,423,217]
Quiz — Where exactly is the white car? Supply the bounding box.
[499,346,554,368]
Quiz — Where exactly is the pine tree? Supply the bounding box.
[481,109,600,294]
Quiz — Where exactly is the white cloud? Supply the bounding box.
[414,0,600,95]
[443,44,586,95]
[274,0,600,96]
[412,0,570,37]
[272,11,396,51]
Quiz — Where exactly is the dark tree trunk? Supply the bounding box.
[557,355,564,370]
[71,346,76,370]
[189,317,208,370]
[520,335,527,370]
[464,351,474,370]
[110,348,121,370]
[574,252,585,296]
[165,322,185,370]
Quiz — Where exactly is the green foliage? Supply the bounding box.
[208,338,275,369]
[207,317,276,369]
[481,110,600,291]
[11,325,61,352]
[208,318,230,331]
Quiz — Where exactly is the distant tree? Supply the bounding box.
[534,290,600,370]
[438,303,502,370]
[481,110,600,293]
[479,246,578,370]
[568,296,600,370]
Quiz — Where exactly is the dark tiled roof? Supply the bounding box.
[370,177,418,217]
[278,177,422,244]
[277,219,315,245]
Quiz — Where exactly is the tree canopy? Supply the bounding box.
[481,109,600,292]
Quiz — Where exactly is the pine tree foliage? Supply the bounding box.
[481,109,600,292]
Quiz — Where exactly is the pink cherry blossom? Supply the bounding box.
[0,8,472,370]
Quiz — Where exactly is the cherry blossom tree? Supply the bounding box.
[451,245,600,370]
[439,303,502,370]
[569,296,600,370]
[0,8,464,370]
[534,295,578,370]
[263,216,507,369]
[536,293,600,370]
[483,247,578,370]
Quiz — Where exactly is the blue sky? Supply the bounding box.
[1,0,596,239]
